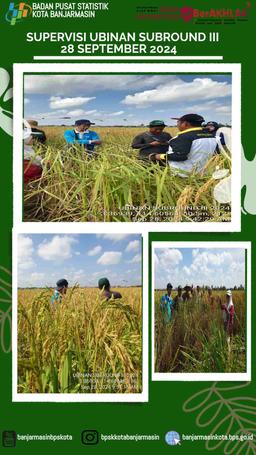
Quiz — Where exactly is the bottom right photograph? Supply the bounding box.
[152,241,251,381]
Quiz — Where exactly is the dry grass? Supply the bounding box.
[24,126,231,222]
[154,289,246,373]
[18,286,142,394]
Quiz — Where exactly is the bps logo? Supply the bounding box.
[5,2,32,25]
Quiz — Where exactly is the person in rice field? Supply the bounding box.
[98,277,122,301]
[149,114,217,176]
[131,120,172,162]
[207,287,215,309]
[51,279,69,304]
[173,285,183,311]
[182,285,192,302]
[160,283,174,322]
[220,289,235,335]
[64,119,101,156]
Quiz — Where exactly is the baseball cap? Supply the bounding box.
[226,289,232,296]
[167,283,173,289]
[75,119,95,126]
[171,114,205,125]
[148,120,166,127]
[98,277,110,289]
[56,278,69,290]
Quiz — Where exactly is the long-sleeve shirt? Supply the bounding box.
[131,131,172,159]
[64,129,100,152]
[160,294,173,322]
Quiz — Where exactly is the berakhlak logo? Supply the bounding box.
[2,431,17,448]
[81,430,99,445]
[180,6,194,22]
[165,431,181,446]
[5,2,32,26]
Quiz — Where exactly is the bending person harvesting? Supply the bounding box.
[98,277,122,301]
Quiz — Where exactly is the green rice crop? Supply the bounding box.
[18,286,142,394]
[24,126,231,222]
[154,289,246,373]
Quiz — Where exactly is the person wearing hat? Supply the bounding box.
[160,283,174,322]
[205,121,225,152]
[149,114,217,175]
[98,277,122,301]
[182,285,192,302]
[27,120,47,145]
[173,285,183,311]
[51,279,69,304]
[64,119,101,154]
[131,120,172,161]
[220,290,235,335]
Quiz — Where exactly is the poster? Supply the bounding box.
[0,0,255,452]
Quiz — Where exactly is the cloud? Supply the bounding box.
[122,78,232,107]
[108,111,125,116]
[49,96,96,109]
[18,235,35,270]
[97,234,131,242]
[125,240,140,253]
[24,74,178,96]
[24,98,30,105]
[37,235,77,261]
[156,249,183,269]
[97,251,122,265]
[128,254,141,264]
[66,109,98,117]
[88,245,102,256]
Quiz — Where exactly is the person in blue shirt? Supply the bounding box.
[51,278,69,305]
[160,283,174,323]
[64,119,101,155]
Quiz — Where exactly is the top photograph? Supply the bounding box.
[14,63,241,229]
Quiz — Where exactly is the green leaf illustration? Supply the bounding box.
[0,266,12,353]
[183,383,256,454]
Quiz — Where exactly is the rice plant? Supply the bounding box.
[154,289,246,373]
[18,286,142,394]
[24,126,231,222]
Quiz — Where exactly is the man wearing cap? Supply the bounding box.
[98,277,122,301]
[51,279,69,304]
[131,120,172,161]
[64,119,101,154]
[182,285,192,302]
[160,283,174,322]
[205,121,225,151]
[150,114,217,175]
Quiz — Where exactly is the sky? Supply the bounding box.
[18,234,142,288]
[24,74,232,126]
[154,248,245,289]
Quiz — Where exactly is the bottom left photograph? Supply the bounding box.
[12,231,147,402]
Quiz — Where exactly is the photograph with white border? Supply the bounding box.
[14,63,241,232]
[12,227,148,402]
[152,241,251,381]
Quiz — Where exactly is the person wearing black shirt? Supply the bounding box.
[131,120,172,161]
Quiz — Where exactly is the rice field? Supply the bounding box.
[24,126,231,222]
[18,286,142,394]
[154,289,246,373]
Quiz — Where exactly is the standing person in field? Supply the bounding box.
[98,277,122,301]
[182,285,192,302]
[131,120,172,162]
[51,279,69,304]
[173,285,183,311]
[220,290,235,336]
[64,119,101,155]
[149,114,217,175]
[160,283,174,322]
[205,121,225,151]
